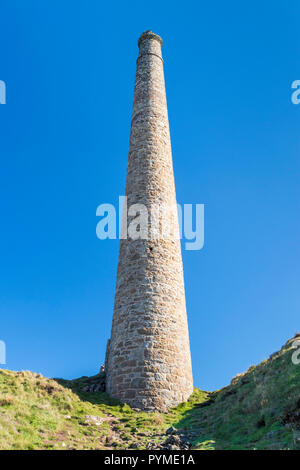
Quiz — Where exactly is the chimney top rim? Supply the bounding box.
[138,31,163,48]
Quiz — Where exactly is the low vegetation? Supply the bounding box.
[0,336,299,450]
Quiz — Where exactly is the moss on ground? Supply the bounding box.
[0,336,299,450]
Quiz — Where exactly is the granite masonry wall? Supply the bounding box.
[105,31,193,411]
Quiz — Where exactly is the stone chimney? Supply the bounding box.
[105,31,193,411]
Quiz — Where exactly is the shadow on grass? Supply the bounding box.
[170,394,217,450]
[53,374,121,408]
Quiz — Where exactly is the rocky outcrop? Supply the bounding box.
[81,373,106,393]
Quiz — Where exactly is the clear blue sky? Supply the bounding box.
[0,0,299,391]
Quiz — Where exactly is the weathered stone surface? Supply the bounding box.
[81,373,106,393]
[105,31,193,411]
[84,415,105,426]
[146,428,193,450]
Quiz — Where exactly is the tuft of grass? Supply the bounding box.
[0,396,15,406]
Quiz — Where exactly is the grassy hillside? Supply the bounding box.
[0,336,299,450]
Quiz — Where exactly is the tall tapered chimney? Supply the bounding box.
[105,31,193,411]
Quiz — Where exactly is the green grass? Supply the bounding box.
[0,336,299,450]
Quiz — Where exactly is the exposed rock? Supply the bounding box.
[81,373,106,393]
[128,443,139,449]
[166,426,177,435]
[147,428,193,450]
[84,415,105,426]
